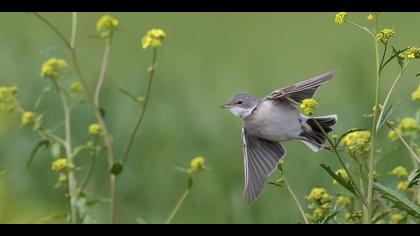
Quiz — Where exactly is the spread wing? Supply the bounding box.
[242,128,286,203]
[266,71,336,103]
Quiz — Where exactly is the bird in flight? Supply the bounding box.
[221,71,337,203]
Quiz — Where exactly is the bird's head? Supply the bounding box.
[221,93,258,119]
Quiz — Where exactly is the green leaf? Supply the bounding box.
[27,140,50,168]
[336,128,366,146]
[407,169,420,189]
[381,47,408,71]
[320,164,358,197]
[373,182,420,217]
[416,73,420,77]
[34,86,51,110]
[378,103,400,129]
[0,169,8,176]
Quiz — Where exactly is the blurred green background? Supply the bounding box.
[0,12,419,223]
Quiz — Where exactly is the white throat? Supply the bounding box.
[228,104,257,119]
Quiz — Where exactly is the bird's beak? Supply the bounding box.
[221,103,231,109]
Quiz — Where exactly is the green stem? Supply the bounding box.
[366,17,381,223]
[283,175,309,224]
[122,48,158,164]
[165,188,190,224]
[52,79,78,224]
[70,13,77,49]
[346,20,375,38]
[94,39,117,224]
[376,63,409,131]
[78,138,99,197]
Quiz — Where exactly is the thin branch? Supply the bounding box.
[51,79,78,224]
[283,176,309,224]
[70,13,77,49]
[94,42,111,107]
[165,188,190,224]
[376,63,409,131]
[122,48,158,164]
[32,13,72,49]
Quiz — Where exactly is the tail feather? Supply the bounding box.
[300,115,337,152]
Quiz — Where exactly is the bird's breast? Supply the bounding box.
[245,99,302,141]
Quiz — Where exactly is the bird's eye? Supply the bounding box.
[237,100,243,105]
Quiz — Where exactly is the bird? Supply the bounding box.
[221,71,337,203]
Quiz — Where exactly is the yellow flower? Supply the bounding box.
[0,86,17,99]
[411,85,420,101]
[70,82,82,94]
[341,130,371,153]
[332,169,349,184]
[88,123,102,136]
[335,12,348,25]
[21,112,35,125]
[396,181,409,191]
[391,166,408,178]
[312,207,325,220]
[141,28,166,49]
[401,46,420,60]
[306,187,332,203]
[51,158,74,172]
[300,99,318,116]
[390,213,404,224]
[190,156,205,172]
[367,14,374,21]
[337,196,351,205]
[40,58,68,79]
[398,117,418,132]
[387,129,399,141]
[96,15,119,38]
[0,86,18,112]
[376,28,395,41]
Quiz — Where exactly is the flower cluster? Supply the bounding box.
[70,82,82,94]
[400,46,420,61]
[21,111,36,126]
[388,117,418,141]
[306,187,333,222]
[341,130,371,154]
[390,166,410,191]
[40,58,68,79]
[51,158,74,172]
[376,28,395,41]
[0,86,18,112]
[96,15,119,38]
[335,12,348,25]
[300,98,318,116]
[88,123,102,136]
[141,28,166,49]
[188,156,206,175]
